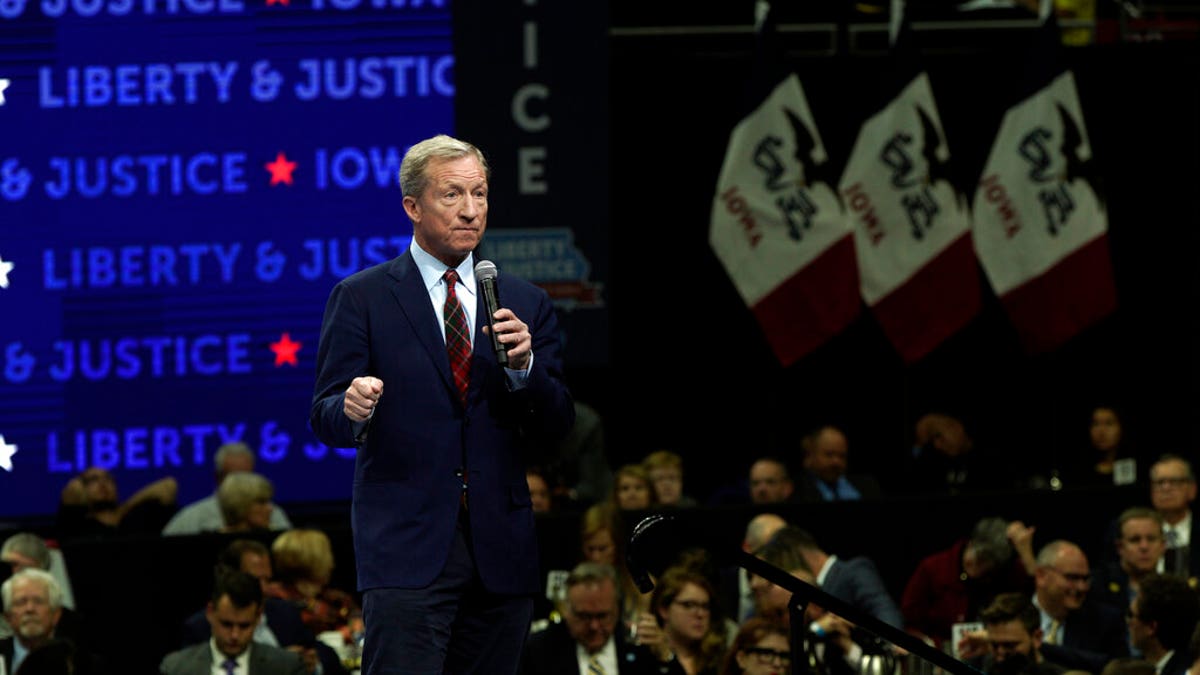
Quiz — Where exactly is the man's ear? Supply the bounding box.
[402,195,421,223]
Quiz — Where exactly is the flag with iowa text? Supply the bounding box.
[710,73,860,366]
[710,4,859,366]
[972,18,1116,354]
[837,15,980,363]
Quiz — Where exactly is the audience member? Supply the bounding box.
[717,617,791,675]
[614,464,656,512]
[1093,507,1167,619]
[898,412,999,495]
[56,466,177,539]
[217,472,277,533]
[546,400,614,508]
[1030,540,1128,672]
[767,525,904,629]
[1057,405,1138,490]
[0,569,100,674]
[900,516,1035,648]
[643,450,698,508]
[163,441,293,535]
[649,566,726,675]
[159,568,306,675]
[748,529,815,628]
[750,536,879,675]
[960,591,1067,675]
[268,529,363,643]
[526,466,555,513]
[748,457,794,505]
[579,503,646,633]
[1148,454,1197,582]
[717,513,788,623]
[0,534,84,652]
[519,561,684,675]
[180,540,346,675]
[796,426,883,502]
[1126,573,1199,675]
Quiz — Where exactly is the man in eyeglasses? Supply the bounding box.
[1031,540,1128,672]
[1148,454,1197,584]
[519,562,685,675]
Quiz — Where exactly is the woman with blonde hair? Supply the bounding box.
[268,528,364,641]
[612,463,655,511]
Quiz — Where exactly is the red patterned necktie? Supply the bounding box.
[443,269,471,405]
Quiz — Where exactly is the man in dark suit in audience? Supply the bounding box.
[161,568,306,675]
[1030,540,1128,672]
[519,562,684,675]
[179,539,347,675]
[0,532,87,649]
[1149,454,1197,585]
[796,426,883,502]
[766,525,903,628]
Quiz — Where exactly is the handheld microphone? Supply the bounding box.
[474,260,509,367]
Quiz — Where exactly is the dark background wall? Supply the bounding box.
[580,5,1200,502]
[2,5,1196,672]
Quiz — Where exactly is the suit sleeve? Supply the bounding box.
[310,280,371,449]
[848,559,905,629]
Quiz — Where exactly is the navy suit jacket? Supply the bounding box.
[1039,600,1129,673]
[822,557,905,629]
[310,251,574,595]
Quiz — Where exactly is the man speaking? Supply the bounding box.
[309,134,575,674]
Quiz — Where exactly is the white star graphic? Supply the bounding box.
[0,78,9,106]
[0,255,12,289]
[0,435,16,472]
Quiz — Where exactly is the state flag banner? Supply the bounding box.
[972,70,1116,353]
[710,73,860,366]
[838,72,980,363]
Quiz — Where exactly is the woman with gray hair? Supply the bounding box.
[217,471,275,532]
[899,516,1036,650]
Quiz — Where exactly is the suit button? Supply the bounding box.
[455,468,464,478]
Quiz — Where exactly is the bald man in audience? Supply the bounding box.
[1031,540,1128,672]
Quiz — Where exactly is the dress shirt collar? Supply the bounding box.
[410,239,476,295]
[209,640,250,675]
[1164,511,1192,546]
[1153,650,1173,674]
[816,555,837,586]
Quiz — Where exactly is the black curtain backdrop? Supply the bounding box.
[594,13,1198,500]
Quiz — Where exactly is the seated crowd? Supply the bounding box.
[0,408,1197,675]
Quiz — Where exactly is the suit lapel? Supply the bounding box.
[386,252,458,399]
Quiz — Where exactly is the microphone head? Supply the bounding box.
[474,259,498,281]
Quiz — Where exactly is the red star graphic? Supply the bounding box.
[266,0,289,7]
[265,152,297,186]
[270,332,302,367]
